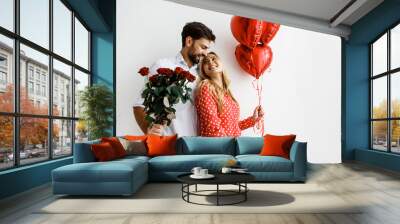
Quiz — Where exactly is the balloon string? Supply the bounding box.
[252,77,264,136]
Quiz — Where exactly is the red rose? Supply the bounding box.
[138,67,149,76]
[187,74,196,82]
[149,75,159,83]
[157,68,174,76]
[174,67,184,74]
[182,71,196,82]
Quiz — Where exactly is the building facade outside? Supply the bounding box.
[0,40,87,169]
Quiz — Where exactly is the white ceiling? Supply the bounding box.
[164,0,384,38]
[225,0,353,22]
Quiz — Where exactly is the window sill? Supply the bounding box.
[362,148,400,156]
[355,148,400,172]
[0,156,72,176]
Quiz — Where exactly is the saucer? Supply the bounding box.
[190,174,215,179]
[232,170,249,174]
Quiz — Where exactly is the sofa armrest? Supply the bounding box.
[73,140,100,163]
[289,141,307,181]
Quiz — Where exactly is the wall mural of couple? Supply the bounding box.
[133,19,279,137]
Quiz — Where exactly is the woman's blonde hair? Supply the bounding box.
[197,52,237,112]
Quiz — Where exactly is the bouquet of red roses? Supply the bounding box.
[138,66,196,126]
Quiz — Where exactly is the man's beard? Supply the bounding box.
[188,52,202,65]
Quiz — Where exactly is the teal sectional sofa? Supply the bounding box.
[52,137,307,196]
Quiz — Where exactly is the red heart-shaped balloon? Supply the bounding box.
[231,16,264,49]
[235,44,273,79]
[261,22,280,44]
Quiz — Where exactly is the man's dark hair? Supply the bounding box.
[181,22,216,47]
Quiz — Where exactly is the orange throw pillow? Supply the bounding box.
[146,135,177,157]
[101,137,127,158]
[124,135,147,142]
[260,134,296,159]
[91,142,117,161]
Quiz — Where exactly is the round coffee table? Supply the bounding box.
[177,173,255,206]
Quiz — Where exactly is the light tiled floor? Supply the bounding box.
[1,162,400,224]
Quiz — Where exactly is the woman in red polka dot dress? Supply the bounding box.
[195,52,264,137]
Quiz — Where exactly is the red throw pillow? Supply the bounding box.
[101,137,127,158]
[146,135,177,157]
[91,142,117,161]
[260,134,296,159]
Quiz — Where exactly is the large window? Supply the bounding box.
[0,0,91,171]
[371,23,400,154]
[0,0,14,32]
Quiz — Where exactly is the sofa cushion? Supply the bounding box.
[236,155,293,172]
[53,158,147,183]
[147,135,177,157]
[91,142,118,161]
[148,154,235,172]
[178,137,236,155]
[236,137,264,155]
[74,140,100,163]
[118,138,147,156]
[124,135,147,142]
[101,137,127,158]
[114,155,150,163]
[260,134,296,159]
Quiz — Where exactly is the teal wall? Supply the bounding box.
[0,0,116,200]
[65,0,111,32]
[342,42,370,160]
[92,33,114,87]
[343,0,400,171]
[0,158,72,199]
[355,148,400,172]
[91,0,116,135]
[92,32,115,136]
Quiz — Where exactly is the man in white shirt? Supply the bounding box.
[133,22,216,136]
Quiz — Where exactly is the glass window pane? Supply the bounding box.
[391,24,400,70]
[0,34,14,112]
[20,117,49,165]
[0,116,14,170]
[20,0,49,49]
[53,59,72,117]
[74,69,89,118]
[53,119,72,157]
[20,44,49,115]
[53,0,72,60]
[372,33,387,76]
[372,121,388,151]
[75,120,88,143]
[391,120,400,153]
[75,18,89,69]
[0,0,14,31]
[391,72,400,118]
[372,77,387,119]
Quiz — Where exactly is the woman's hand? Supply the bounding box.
[147,124,164,135]
[252,106,264,121]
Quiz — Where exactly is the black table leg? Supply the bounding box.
[179,182,251,206]
[245,183,247,201]
[181,184,183,199]
[187,184,190,202]
[217,184,219,206]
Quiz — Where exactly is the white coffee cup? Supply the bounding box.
[200,169,208,176]
[191,167,202,176]
[221,167,232,174]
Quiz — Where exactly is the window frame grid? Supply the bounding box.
[370,21,400,154]
[0,0,92,171]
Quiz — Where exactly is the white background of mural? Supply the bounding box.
[116,0,341,163]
